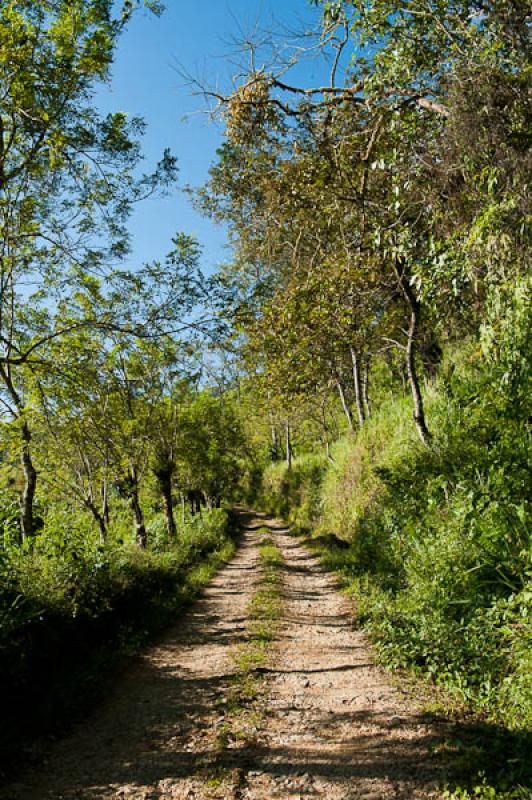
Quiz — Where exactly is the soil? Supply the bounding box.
[1,510,454,800]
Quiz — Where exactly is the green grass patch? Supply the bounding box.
[215,531,284,752]
[247,533,284,656]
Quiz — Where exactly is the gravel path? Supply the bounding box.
[2,511,450,800]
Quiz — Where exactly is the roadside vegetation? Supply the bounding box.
[257,335,531,728]
[0,507,235,770]
[251,336,530,797]
[0,0,243,773]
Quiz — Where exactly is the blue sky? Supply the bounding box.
[95,0,324,276]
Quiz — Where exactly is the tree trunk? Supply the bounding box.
[96,513,107,544]
[20,421,37,540]
[406,305,432,445]
[320,402,334,464]
[162,481,177,538]
[362,357,372,420]
[131,493,146,547]
[0,366,37,539]
[158,469,177,539]
[394,261,431,446]
[86,499,107,544]
[336,380,354,431]
[271,423,279,461]
[102,480,110,526]
[129,466,146,547]
[350,347,366,427]
[285,421,292,470]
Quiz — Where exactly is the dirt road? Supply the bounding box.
[2,511,450,800]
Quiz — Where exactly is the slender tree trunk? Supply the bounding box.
[102,480,110,526]
[271,423,279,461]
[336,380,354,431]
[362,357,372,420]
[350,347,366,427]
[320,402,334,463]
[405,305,431,445]
[86,499,107,544]
[129,466,146,547]
[20,421,37,540]
[131,494,146,547]
[161,478,177,538]
[157,468,177,539]
[96,513,107,543]
[394,261,431,446]
[0,365,37,540]
[285,421,292,470]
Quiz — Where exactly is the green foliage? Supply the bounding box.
[259,455,327,529]
[249,320,531,798]
[176,391,244,503]
[207,3,530,795]
[444,777,531,800]
[0,506,230,629]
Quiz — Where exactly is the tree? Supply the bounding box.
[195,0,530,447]
[0,1,179,538]
[175,392,243,510]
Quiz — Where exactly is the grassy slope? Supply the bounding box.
[254,345,531,797]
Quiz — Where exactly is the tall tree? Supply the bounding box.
[0,1,177,537]
[196,0,530,445]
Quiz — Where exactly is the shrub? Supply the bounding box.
[260,454,327,528]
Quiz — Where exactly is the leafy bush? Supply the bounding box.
[260,454,327,528]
